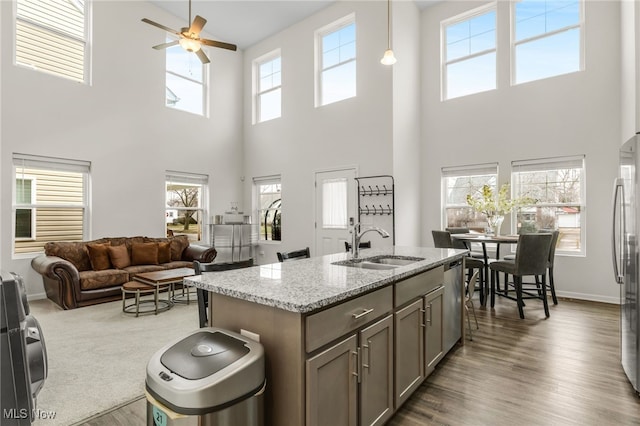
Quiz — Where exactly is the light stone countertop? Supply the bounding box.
[184,246,467,314]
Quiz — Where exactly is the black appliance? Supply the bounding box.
[1,271,48,425]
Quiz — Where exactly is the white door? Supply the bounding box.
[315,168,356,255]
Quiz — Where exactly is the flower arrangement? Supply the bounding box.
[466,184,534,234]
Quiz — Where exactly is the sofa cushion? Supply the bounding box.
[86,242,112,271]
[122,265,165,275]
[162,260,194,270]
[108,244,131,269]
[79,269,129,290]
[170,235,189,261]
[44,239,109,272]
[131,242,158,265]
[157,241,171,264]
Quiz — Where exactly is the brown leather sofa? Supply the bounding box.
[31,235,217,310]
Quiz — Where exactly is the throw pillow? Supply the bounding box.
[157,241,171,264]
[131,242,159,265]
[170,235,189,261]
[86,242,112,271]
[108,244,131,269]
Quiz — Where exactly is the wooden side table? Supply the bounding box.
[122,281,171,317]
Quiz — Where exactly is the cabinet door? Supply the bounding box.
[424,286,444,376]
[394,299,425,407]
[306,334,358,426]
[359,315,394,426]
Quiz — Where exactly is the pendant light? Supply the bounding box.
[380,0,397,65]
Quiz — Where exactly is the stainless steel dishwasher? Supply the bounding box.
[443,259,463,352]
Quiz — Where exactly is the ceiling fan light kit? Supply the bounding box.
[142,0,237,64]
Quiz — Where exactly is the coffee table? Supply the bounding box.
[133,267,196,305]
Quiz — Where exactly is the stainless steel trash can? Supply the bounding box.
[146,327,265,426]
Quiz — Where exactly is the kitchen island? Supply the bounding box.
[185,246,467,426]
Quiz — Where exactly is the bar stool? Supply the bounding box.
[122,281,171,317]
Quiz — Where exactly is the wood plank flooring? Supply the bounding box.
[78,297,640,426]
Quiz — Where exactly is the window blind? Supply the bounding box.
[441,162,498,177]
[512,155,584,172]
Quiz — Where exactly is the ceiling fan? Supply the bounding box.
[142,0,237,64]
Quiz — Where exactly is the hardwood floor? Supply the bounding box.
[78,297,640,426]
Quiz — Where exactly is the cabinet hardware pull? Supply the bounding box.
[425,304,432,325]
[356,347,362,383]
[352,308,374,319]
[363,340,370,370]
[351,350,359,381]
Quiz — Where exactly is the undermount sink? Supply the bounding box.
[332,255,425,270]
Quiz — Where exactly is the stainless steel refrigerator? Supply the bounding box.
[612,133,640,394]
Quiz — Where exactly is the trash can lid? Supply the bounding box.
[160,331,249,380]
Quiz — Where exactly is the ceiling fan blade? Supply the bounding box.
[200,38,237,52]
[141,18,180,36]
[195,49,210,64]
[189,15,207,36]
[152,40,180,50]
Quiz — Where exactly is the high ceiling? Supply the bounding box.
[148,0,439,50]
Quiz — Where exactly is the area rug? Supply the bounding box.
[29,297,200,426]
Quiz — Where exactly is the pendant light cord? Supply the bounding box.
[387,0,391,50]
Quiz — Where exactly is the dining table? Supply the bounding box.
[451,233,520,306]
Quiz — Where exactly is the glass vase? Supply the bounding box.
[486,215,504,236]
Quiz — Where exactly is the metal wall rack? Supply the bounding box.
[355,175,395,244]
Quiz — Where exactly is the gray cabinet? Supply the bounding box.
[424,286,444,375]
[394,298,425,407]
[360,315,394,426]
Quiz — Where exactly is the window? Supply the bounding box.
[512,155,585,255]
[166,171,208,242]
[316,15,356,106]
[166,43,207,116]
[15,0,89,83]
[512,0,583,84]
[254,51,281,123]
[442,4,496,100]
[254,177,281,242]
[322,178,348,229]
[441,163,498,230]
[13,154,90,256]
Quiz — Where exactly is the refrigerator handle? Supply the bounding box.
[612,178,625,284]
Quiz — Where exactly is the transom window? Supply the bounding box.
[441,163,498,230]
[166,43,208,116]
[13,153,90,256]
[442,4,496,100]
[165,171,208,242]
[15,0,90,83]
[316,15,356,106]
[512,0,583,84]
[512,155,585,256]
[254,177,282,242]
[254,50,282,123]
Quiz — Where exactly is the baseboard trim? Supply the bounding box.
[556,291,619,305]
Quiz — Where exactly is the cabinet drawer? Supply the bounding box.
[395,266,444,308]
[306,286,392,353]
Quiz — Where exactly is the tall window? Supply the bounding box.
[15,0,90,83]
[254,50,282,123]
[316,15,356,106]
[512,156,585,255]
[254,177,281,242]
[441,163,498,230]
[166,171,208,242]
[442,4,496,100]
[166,43,207,116]
[13,154,90,256]
[513,0,583,84]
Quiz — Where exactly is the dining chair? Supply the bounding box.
[489,233,553,319]
[445,227,485,259]
[193,258,254,328]
[502,230,559,305]
[465,270,480,341]
[277,247,311,262]
[344,241,372,252]
[432,230,485,303]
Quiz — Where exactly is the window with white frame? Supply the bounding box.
[442,4,496,100]
[441,163,498,230]
[254,51,282,123]
[15,0,90,83]
[316,15,356,106]
[512,155,585,255]
[512,0,583,85]
[166,43,207,116]
[13,153,90,256]
[254,176,281,242]
[166,171,208,242]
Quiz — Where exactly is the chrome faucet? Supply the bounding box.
[350,221,390,259]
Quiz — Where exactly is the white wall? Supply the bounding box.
[0,0,244,297]
[421,0,621,302]
[242,1,395,264]
[621,0,638,138]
